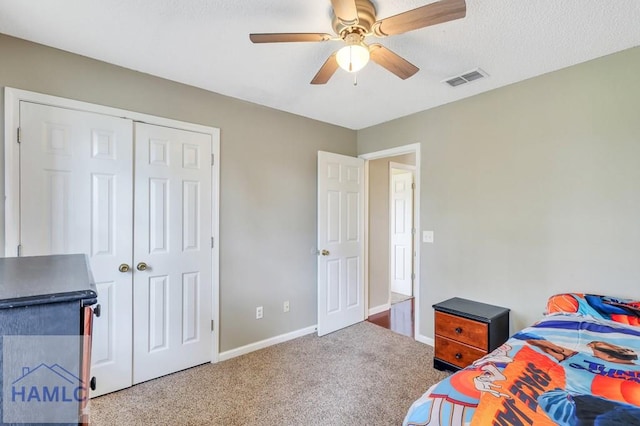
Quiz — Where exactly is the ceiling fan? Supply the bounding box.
[249,0,466,84]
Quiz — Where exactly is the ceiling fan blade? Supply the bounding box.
[331,0,359,25]
[250,33,333,43]
[311,53,340,85]
[373,0,466,36]
[369,44,419,80]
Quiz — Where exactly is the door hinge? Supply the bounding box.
[17,244,22,257]
[17,127,21,144]
[211,237,214,248]
[411,182,415,189]
[412,228,416,235]
[211,320,215,331]
[411,272,416,281]
[211,154,214,166]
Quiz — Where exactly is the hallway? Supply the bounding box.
[367,297,414,338]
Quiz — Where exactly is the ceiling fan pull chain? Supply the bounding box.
[349,46,354,72]
[354,73,358,86]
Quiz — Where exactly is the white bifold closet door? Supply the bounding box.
[18,101,212,396]
[132,123,212,385]
[19,102,134,396]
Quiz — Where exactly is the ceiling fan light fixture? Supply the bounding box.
[336,43,370,73]
[250,0,468,85]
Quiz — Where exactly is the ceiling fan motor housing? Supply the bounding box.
[332,0,376,36]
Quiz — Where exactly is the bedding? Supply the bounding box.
[404,294,640,425]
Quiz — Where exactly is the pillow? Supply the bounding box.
[546,293,640,326]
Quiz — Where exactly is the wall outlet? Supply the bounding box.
[423,230,434,243]
[256,306,263,319]
[283,300,290,313]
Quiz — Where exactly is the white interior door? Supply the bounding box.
[390,169,414,296]
[18,101,134,397]
[317,151,365,336]
[132,123,213,384]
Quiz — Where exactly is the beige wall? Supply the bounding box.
[0,34,357,352]
[359,46,640,336]
[3,32,639,352]
[368,153,416,309]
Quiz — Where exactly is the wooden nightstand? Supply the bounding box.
[433,297,510,371]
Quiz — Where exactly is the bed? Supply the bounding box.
[404,293,640,425]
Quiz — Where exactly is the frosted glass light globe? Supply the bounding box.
[336,44,370,73]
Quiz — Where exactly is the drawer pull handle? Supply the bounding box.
[455,353,462,360]
[455,327,462,334]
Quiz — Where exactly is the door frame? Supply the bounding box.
[389,162,416,298]
[359,143,422,342]
[3,87,221,362]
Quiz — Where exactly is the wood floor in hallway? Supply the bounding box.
[367,297,414,338]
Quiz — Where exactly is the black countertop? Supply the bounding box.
[0,254,98,309]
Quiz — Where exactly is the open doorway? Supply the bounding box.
[361,144,420,339]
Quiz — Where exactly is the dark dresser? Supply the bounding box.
[0,254,98,425]
[433,297,510,371]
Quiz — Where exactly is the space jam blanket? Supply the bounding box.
[403,294,640,425]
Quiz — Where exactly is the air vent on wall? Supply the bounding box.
[443,68,488,87]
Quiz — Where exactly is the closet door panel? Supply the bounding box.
[132,123,212,384]
[19,101,134,397]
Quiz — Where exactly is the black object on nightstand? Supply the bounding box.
[433,297,510,372]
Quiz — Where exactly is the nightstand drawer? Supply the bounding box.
[435,311,488,349]
[434,336,486,369]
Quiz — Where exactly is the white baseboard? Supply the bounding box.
[218,325,317,362]
[368,303,391,316]
[416,334,434,347]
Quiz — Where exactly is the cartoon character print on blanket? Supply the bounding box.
[470,317,640,426]
[403,345,516,426]
[546,293,640,326]
[404,304,640,426]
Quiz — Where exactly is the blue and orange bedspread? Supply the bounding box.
[403,294,640,425]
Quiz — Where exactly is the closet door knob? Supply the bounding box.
[118,264,130,273]
[136,262,148,271]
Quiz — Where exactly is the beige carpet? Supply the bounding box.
[90,322,450,425]
[391,292,413,305]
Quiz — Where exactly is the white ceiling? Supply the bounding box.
[1,1,639,130]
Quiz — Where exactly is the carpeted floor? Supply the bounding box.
[90,322,450,425]
[391,292,413,305]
